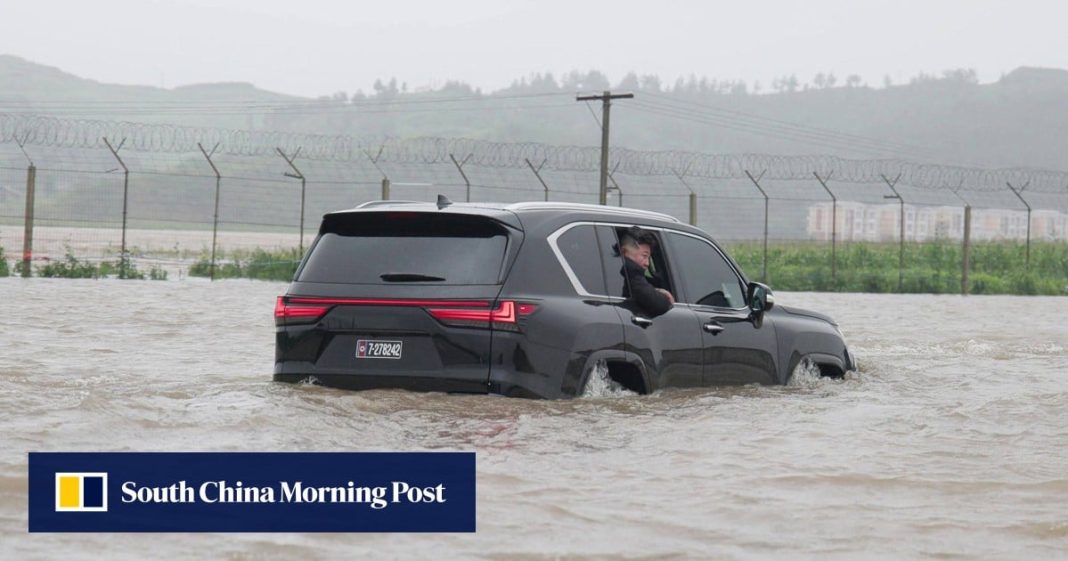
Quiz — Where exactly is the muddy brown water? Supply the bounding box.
[1,279,1065,560]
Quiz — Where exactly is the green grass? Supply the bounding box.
[18,239,1060,295]
[189,248,302,281]
[728,241,1068,295]
[29,248,167,280]
[0,246,9,277]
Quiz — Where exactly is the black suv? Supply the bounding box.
[275,200,854,398]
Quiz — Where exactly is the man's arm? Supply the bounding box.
[654,287,675,305]
[623,260,672,317]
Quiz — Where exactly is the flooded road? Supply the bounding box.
[1,279,1065,560]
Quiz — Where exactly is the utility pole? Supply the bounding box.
[576,91,633,205]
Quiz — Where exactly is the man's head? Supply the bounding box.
[620,226,656,270]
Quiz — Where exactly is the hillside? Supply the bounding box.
[0,55,299,129]
[3,55,1068,170]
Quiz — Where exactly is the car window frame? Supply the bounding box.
[545,223,608,296]
[547,222,623,300]
[547,221,748,309]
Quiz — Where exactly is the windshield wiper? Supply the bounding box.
[379,273,447,282]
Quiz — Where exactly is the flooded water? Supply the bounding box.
[1,279,1065,560]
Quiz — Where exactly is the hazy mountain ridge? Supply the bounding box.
[0,55,299,128]
[3,55,1068,170]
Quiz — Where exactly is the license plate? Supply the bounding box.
[355,339,403,360]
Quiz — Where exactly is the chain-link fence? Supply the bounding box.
[2,122,1067,293]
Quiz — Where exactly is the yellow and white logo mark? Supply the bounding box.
[55,472,108,512]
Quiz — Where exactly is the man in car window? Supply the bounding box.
[619,227,674,318]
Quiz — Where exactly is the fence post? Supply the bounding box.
[524,158,550,201]
[21,164,35,277]
[881,174,904,292]
[607,161,624,208]
[949,185,971,296]
[1006,181,1032,267]
[13,134,35,277]
[744,170,770,283]
[364,145,390,202]
[276,147,306,255]
[609,173,624,207]
[449,153,473,202]
[671,166,697,226]
[197,142,222,281]
[103,137,131,278]
[962,205,972,295]
[813,171,837,286]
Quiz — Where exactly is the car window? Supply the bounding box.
[596,225,626,297]
[298,212,509,285]
[555,225,607,295]
[666,232,746,308]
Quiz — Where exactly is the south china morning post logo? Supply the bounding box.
[29,452,475,532]
[54,472,108,512]
[118,479,445,509]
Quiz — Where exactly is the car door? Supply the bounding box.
[597,225,704,390]
[664,231,779,385]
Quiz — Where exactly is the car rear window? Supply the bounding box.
[298,212,510,285]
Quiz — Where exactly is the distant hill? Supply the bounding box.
[3,55,1068,170]
[0,54,298,129]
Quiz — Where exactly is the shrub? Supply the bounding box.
[725,240,1067,295]
[37,250,99,278]
[189,248,301,281]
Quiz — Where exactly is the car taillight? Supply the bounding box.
[274,296,499,327]
[274,296,330,325]
[426,300,537,331]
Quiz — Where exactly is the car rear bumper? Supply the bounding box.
[273,362,572,399]
[273,372,491,394]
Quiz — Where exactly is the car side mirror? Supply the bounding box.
[747,282,775,314]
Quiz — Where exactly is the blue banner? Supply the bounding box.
[29,452,475,532]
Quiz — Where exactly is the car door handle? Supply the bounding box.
[703,321,724,335]
[632,316,653,327]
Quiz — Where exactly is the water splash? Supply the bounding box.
[788,358,825,388]
[580,360,637,398]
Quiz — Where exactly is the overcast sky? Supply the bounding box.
[3,0,1066,97]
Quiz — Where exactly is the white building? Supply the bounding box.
[807,202,1068,242]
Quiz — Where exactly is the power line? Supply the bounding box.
[643,91,942,157]
[629,99,931,161]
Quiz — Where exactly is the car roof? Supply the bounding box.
[341,199,681,225]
